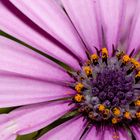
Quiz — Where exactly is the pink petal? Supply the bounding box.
[38,117,84,140]
[0,70,74,107]
[86,127,114,140]
[118,129,131,140]
[98,0,124,54]
[0,36,73,82]
[85,126,100,140]
[103,127,130,140]
[9,0,87,61]
[86,127,130,140]
[119,0,137,51]
[0,1,81,69]
[0,102,71,139]
[61,0,100,53]
[6,135,16,140]
[131,126,140,140]
[127,1,140,55]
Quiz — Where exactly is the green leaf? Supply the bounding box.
[0,107,16,114]
[0,30,75,73]
[47,96,72,103]
[16,132,38,140]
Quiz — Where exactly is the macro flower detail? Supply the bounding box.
[0,0,140,140]
[72,48,140,125]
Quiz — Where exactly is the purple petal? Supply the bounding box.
[119,0,137,52]
[0,36,73,82]
[9,0,87,61]
[38,117,84,140]
[131,126,140,140]
[61,0,100,53]
[0,102,71,139]
[101,127,118,140]
[0,2,81,69]
[85,126,100,140]
[0,70,75,107]
[98,0,124,54]
[103,127,131,140]
[7,135,16,140]
[86,127,130,140]
[127,1,140,55]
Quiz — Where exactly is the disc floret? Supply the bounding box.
[71,48,140,125]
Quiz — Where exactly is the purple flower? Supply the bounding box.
[0,0,140,140]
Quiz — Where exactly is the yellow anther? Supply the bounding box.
[124,111,131,119]
[75,83,84,93]
[91,54,98,62]
[134,100,140,106]
[98,104,105,111]
[74,94,83,102]
[122,55,130,63]
[116,51,125,59]
[130,58,140,69]
[103,109,110,119]
[112,118,118,124]
[83,66,92,76]
[104,109,110,115]
[113,107,121,116]
[136,112,140,118]
[135,71,140,78]
[101,48,108,59]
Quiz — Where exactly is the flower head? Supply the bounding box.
[0,0,140,140]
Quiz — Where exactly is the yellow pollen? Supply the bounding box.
[101,48,108,59]
[112,118,118,124]
[104,109,110,115]
[74,94,83,102]
[113,107,121,116]
[134,100,140,106]
[122,55,130,63]
[83,66,92,76]
[136,112,140,118]
[98,104,105,111]
[91,54,98,62]
[124,111,131,119]
[135,71,140,78]
[116,51,125,59]
[103,109,110,119]
[75,83,84,93]
[130,58,140,69]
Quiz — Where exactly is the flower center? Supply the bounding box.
[71,48,140,124]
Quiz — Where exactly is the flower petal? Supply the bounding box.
[9,0,87,61]
[0,1,81,69]
[131,126,140,140]
[118,129,132,140]
[0,102,71,139]
[84,126,100,140]
[127,1,140,55]
[0,36,73,82]
[119,0,137,51]
[86,127,130,140]
[5,135,16,140]
[98,0,124,54]
[38,117,84,140]
[0,70,74,107]
[61,0,100,53]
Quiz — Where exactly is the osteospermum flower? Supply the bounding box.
[0,0,140,140]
